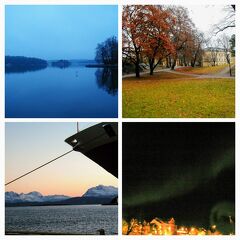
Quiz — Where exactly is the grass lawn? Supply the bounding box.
[175,65,228,75]
[123,72,235,118]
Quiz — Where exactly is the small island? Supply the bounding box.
[51,60,71,68]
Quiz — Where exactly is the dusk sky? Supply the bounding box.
[5,5,118,60]
[5,123,118,197]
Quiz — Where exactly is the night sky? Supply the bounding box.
[123,123,235,231]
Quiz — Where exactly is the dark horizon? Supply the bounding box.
[5,54,99,62]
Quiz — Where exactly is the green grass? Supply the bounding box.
[123,73,235,118]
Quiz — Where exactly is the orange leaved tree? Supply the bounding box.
[122,5,147,78]
[141,6,175,75]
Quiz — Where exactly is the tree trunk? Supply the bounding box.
[149,59,154,75]
[171,58,176,70]
[226,55,232,77]
[191,60,194,67]
[150,68,154,75]
[166,57,170,68]
[229,63,232,76]
[183,56,187,66]
[135,63,140,78]
[191,54,198,67]
[135,55,140,78]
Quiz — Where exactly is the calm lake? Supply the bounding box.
[5,205,118,235]
[5,65,118,118]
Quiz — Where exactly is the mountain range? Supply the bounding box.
[5,191,69,203]
[5,185,118,206]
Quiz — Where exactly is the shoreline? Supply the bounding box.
[6,231,118,235]
[85,64,118,68]
[6,203,118,208]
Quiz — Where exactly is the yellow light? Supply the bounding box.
[123,218,225,235]
[211,225,216,230]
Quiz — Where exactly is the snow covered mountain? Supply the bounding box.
[82,185,118,197]
[5,191,70,203]
[5,185,118,204]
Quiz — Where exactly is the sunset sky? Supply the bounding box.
[5,122,118,197]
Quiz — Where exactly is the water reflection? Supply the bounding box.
[6,66,118,118]
[52,65,70,69]
[5,65,47,74]
[95,68,118,96]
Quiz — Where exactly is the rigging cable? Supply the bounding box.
[5,149,74,186]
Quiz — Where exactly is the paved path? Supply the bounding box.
[214,65,234,77]
[123,66,235,79]
[122,68,169,78]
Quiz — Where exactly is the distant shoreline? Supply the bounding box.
[6,203,118,208]
[85,64,118,68]
[5,231,97,235]
[5,231,117,235]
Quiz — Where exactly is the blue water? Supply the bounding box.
[5,66,118,118]
[5,205,118,235]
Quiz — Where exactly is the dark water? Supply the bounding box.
[5,205,118,235]
[5,66,118,118]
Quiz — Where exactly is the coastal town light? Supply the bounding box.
[122,218,234,235]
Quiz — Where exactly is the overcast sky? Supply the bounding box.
[5,122,118,197]
[5,5,118,60]
[187,5,235,38]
